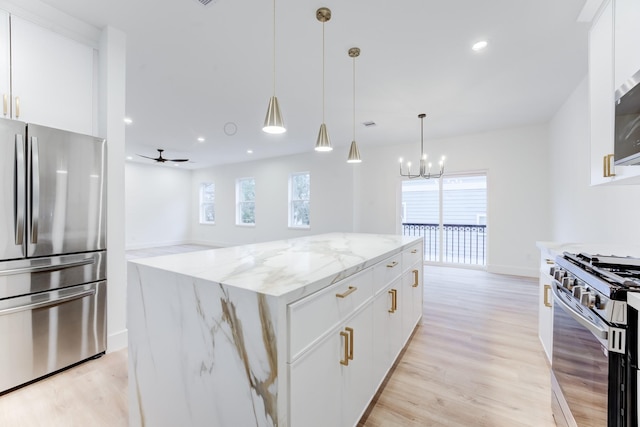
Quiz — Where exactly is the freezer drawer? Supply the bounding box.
[0,280,106,394]
[0,251,106,299]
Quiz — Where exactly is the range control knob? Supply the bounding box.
[554,269,566,282]
[581,291,596,309]
[562,276,577,290]
[572,285,584,299]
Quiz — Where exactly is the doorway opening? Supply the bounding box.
[401,173,487,266]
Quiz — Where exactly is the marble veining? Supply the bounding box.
[129,233,421,299]
[127,233,422,427]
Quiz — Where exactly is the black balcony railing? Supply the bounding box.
[402,223,486,265]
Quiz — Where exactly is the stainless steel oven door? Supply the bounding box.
[551,283,615,427]
[0,280,106,394]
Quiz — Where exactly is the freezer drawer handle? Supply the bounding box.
[0,288,96,317]
[0,258,95,277]
[15,134,25,246]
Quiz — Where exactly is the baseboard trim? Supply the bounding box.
[107,329,128,353]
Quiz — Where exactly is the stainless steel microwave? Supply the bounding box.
[614,69,640,166]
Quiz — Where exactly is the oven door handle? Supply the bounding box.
[552,283,608,340]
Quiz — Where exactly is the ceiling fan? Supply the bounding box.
[138,149,189,163]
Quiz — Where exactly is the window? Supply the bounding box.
[199,182,215,224]
[236,177,256,225]
[288,172,310,228]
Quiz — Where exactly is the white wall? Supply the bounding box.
[549,77,640,243]
[354,124,552,277]
[190,149,355,247]
[99,26,127,352]
[125,162,192,249]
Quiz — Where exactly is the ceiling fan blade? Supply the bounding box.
[137,154,158,160]
[168,159,189,162]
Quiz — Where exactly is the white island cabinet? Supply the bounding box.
[127,233,423,427]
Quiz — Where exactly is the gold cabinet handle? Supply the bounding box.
[388,289,397,313]
[15,96,19,118]
[603,154,616,177]
[543,284,552,308]
[2,93,6,116]
[386,261,398,268]
[411,249,418,254]
[340,330,349,366]
[336,286,357,298]
[346,327,354,361]
[412,269,419,287]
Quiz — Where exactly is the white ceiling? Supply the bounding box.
[38,0,590,169]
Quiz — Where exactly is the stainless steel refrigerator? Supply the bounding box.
[0,118,107,394]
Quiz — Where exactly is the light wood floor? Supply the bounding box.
[0,265,554,427]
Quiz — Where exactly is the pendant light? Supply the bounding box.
[399,114,445,179]
[347,47,362,163]
[315,7,332,152]
[263,0,285,134]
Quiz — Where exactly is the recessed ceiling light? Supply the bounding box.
[126,156,133,160]
[124,117,133,124]
[247,149,253,154]
[197,137,205,142]
[472,40,488,52]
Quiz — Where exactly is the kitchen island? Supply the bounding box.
[127,233,423,427]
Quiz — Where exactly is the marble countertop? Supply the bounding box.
[129,233,422,298]
[536,241,640,260]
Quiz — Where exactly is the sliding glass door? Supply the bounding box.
[401,173,487,266]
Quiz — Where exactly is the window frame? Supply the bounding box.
[288,171,311,229]
[236,177,256,226]
[199,182,215,225]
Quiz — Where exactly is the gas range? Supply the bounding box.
[552,252,640,325]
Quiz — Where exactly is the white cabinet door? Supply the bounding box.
[10,15,94,135]
[402,265,423,339]
[372,279,402,388]
[614,0,640,90]
[589,0,616,186]
[538,268,554,363]
[290,305,374,427]
[0,11,9,117]
[341,305,374,427]
[289,329,342,427]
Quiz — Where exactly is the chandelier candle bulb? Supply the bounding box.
[399,113,446,179]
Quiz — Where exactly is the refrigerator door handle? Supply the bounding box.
[14,134,25,246]
[30,136,39,244]
[0,288,96,317]
[0,257,95,277]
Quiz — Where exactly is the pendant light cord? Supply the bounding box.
[322,22,325,123]
[272,0,276,96]
[352,55,356,141]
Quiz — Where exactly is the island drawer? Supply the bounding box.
[288,268,374,362]
[373,252,402,295]
[402,242,423,271]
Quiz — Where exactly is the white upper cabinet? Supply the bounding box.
[589,0,640,185]
[589,0,616,185]
[6,15,95,136]
[0,11,9,115]
[614,0,640,90]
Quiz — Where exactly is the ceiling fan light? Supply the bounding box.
[315,123,332,151]
[347,140,361,163]
[263,96,286,134]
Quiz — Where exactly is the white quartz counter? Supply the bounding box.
[536,241,640,260]
[129,232,422,299]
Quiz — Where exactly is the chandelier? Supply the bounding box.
[399,114,445,179]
